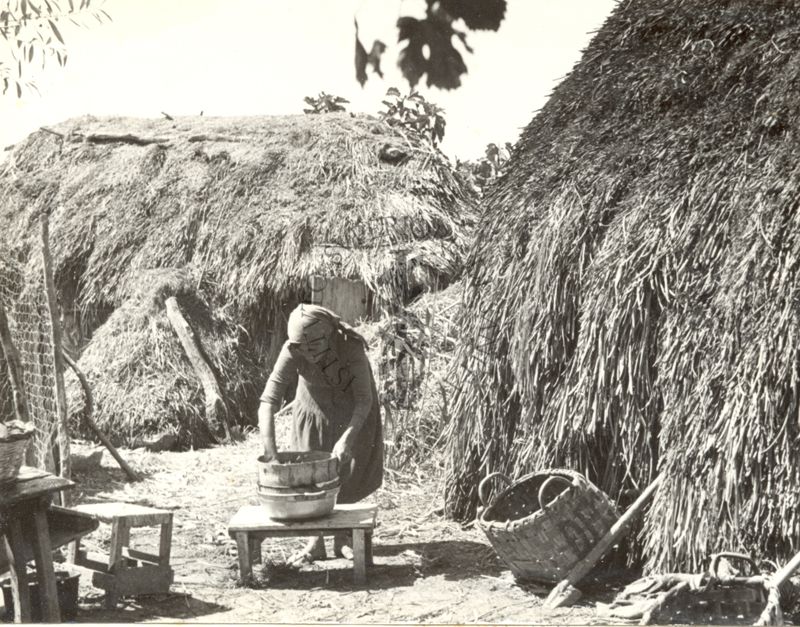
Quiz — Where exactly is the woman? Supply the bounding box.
[258,303,383,562]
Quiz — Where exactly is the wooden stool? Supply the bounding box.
[68,502,174,608]
[228,503,377,585]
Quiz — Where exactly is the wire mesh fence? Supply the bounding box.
[0,249,68,476]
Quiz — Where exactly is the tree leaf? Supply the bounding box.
[48,19,64,44]
[435,0,507,31]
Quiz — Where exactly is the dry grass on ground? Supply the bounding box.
[27,428,614,625]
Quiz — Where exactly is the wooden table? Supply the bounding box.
[0,466,74,623]
[228,504,377,585]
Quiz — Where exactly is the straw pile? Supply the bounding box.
[63,268,261,448]
[445,0,800,572]
[0,113,476,446]
[358,282,462,468]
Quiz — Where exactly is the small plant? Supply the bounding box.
[456,141,512,195]
[380,87,446,147]
[303,92,349,114]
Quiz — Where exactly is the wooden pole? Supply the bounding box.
[0,305,31,424]
[40,214,71,487]
[310,275,325,305]
[165,296,233,441]
[545,473,664,609]
[62,352,141,482]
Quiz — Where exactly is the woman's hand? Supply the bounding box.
[332,430,355,467]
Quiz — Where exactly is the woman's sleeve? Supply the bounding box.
[346,344,374,429]
[259,342,297,410]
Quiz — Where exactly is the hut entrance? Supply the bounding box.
[310,277,368,325]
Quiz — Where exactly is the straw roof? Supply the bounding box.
[0,113,476,328]
[0,113,476,447]
[446,0,800,572]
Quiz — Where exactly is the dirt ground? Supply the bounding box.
[8,431,636,625]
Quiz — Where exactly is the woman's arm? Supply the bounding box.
[259,342,296,460]
[332,345,373,463]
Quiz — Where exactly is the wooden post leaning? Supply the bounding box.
[545,473,664,609]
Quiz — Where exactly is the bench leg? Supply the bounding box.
[30,508,61,623]
[353,529,366,586]
[4,518,32,623]
[365,531,373,567]
[248,537,262,565]
[159,517,173,566]
[67,538,80,564]
[235,532,253,583]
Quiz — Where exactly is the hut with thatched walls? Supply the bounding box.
[445,0,800,573]
[0,113,476,447]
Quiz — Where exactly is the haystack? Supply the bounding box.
[357,281,462,467]
[446,0,800,573]
[63,268,261,449]
[0,113,476,446]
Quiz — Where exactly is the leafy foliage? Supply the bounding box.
[303,92,349,114]
[396,0,506,90]
[437,0,507,31]
[379,87,446,147]
[456,141,512,195]
[0,0,110,98]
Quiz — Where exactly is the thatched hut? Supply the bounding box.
[0,113,476,446]
[446,0,800,572]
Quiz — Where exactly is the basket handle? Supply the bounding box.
[538,475,572,511]
[478,472,512,508]
[709,552,760,579]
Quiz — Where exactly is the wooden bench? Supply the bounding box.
[67,502,174,609]
[228,504,377,585]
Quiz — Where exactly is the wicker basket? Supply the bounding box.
[0,429,33,484]
[476,468,618,583]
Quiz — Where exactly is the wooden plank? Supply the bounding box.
[92,565,173,596]
[29,508,60,622]
[159,517,173,566]
[3,518,31,623]
[40,214,71,490]
[108,519,128,574]
[319,278,368,325]
[0,475,73,508]
[353,529,366,585]
[235,532,252,582]
[71,502,172,526]
[0,506,98,575]
[125,548,160,565]
[365,532,373,567]
[74,551,110,573]
[228,504,377,533]
[248,537,262,565]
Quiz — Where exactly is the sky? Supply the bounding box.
[0,0,618,162]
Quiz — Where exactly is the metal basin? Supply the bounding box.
[257,482,340,520]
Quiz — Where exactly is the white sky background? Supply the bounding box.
[0,0,618,162]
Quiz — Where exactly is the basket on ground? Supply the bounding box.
[0,421,35,483]
[476,468,618,583]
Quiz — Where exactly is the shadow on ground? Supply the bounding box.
[74,592,227,623]
[70,465,158,506]
[236,539,504,593]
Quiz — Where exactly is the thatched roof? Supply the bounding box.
[0,113,476,329]
[446,0,800,572]
[0,113,476,447]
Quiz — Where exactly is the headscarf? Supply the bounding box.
[286,303,368,348]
